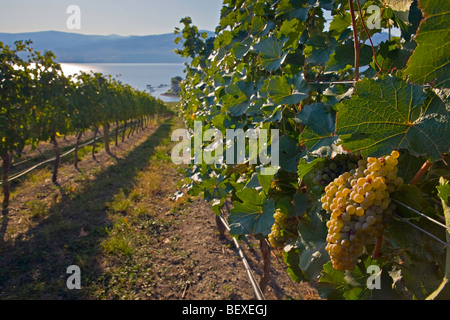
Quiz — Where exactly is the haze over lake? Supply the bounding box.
[60,62,185,102]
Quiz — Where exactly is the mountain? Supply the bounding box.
[0,30,212,63]
[0,30,391,64]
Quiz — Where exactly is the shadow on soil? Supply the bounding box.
[0,119,175,299]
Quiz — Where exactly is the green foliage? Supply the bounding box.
[175,0,450,300]
[0,40,170,152]
[404,0,450,87]
[0,40,172,211]
[336,77,450,160]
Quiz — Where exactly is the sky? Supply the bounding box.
[0,0,223,36]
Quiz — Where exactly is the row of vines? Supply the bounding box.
[0,40,171,215]
[174,0,450,299]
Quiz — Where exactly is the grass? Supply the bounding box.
[23,200,48,219]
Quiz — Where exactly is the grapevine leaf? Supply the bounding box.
[201,173,231,203]
[401,0,423,41]
[296,202,329,280]
[291,192,311,217]
[264,73,310,105]
[221,80,255,117]
[258,172,274,195]
[305,34,338,66]
[427,177,450,300]
[386,197,446,299]
[336,77,450,160]
[279,18,305,50]
[245,172,262,191]
[371,40,415,73]
[391,184,428,216]
[326,42,373,72]
[385,0,414,26]
[279,134,302,173]
[283,247,306,282]
[298,103,339,157]
[229,188,275,236]
[404,0,450,88]
[233,36,253,60]
[317,262,346,299]
[329,12,352,34]
[276,0,311,22]
[297,156,327,180]
[252,35,289,71]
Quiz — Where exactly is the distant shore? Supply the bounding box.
[161,92,179,97]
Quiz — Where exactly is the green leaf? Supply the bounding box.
[283,246,306,282]
[371,40,415,73]
[228,188,275,236]
[291,192,311,217]
[201,173,231,202]
[326,42,373,72]
[279,134,302,173]
[329,12,352,34]
[264,73,310,105]
[233,36,253,60]
[276,0,311,22]
[258,172,274,194]
[298,103,339,157]
[296,202,329,280]
[385,0,414,26]
[221,80,254,116]
[252,35,289,71]
[305,34,338,66]
[297,156,327,180]
[336,77,450,160]
[427,177,450,300]
[404,0,450,88]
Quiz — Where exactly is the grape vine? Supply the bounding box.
[174,0,450,299]
[0,41,171,214]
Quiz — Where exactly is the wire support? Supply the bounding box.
[393,213,449,248]
[217,210,266,301]
[393,199,450,232]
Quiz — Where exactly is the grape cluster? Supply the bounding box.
[268,209,298,248]
[321,150,403,270]
[311,154,360,188]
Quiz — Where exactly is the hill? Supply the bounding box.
[0,30,212,63]
[0,30,389,64]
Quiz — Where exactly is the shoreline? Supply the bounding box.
[161,93,179,97]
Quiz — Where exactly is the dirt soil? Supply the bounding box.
[151,197,319,300]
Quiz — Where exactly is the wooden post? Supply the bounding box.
[74,131,82,170]
[2,152,11,215]
[215,215,226,240]
[51,134,61,185]
[259,239,271,294]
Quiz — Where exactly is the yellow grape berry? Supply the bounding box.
[321,151,404,270]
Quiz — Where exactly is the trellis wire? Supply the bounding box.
[0,125,131,185]
[393,213,449,248]
[217,211,266,300]
[393,199,450,231]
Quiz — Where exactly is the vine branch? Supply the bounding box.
[371,236,383,259]
[348,0,360,81]
[409,160,433,186]
[355,0,394,78]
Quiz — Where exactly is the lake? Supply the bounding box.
[60,63,186,102]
